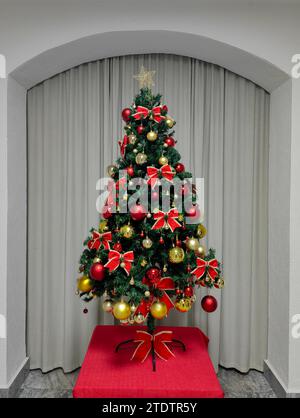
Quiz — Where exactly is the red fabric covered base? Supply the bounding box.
[73,325,224,398]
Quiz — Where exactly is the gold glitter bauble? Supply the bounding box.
[165,117,175,128]
[150,301,167,319]
[99,220,108,232]
[186,237,200,251]
[120,224,134,239]
[128,134,137,144]
[102,299,114,313]
[168,246,185,263]
[77,276,94,293]
[197,224,207,239]
[158,156,168,166]
[135,152,147,165]
[113,300,131,320]
[146,131,158,142]
[175,297,192,312]
[140,259,148,267]
[142,237,153,249]
[107,164,117,177]
[195,244,206,258]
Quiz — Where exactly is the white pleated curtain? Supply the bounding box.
[27,54,269,373]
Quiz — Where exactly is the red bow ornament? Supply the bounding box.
[104,250,134,275]
[132,106,165,123]
[147,164,175,187]
[118,135,128,158]
[87,231,112,251]
[131,330,175,363]
[151,208,181,232]
[191,258,219,280]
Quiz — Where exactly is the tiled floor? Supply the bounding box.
[16,366,276,398]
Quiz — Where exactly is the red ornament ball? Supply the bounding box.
[176,288,182,295]
[102,206,112,219]
[90,262,105,281]
[182,183,190,196]
[127,166,134,177]
[137,125,144,134]
[164,136,175,147]
[113,242,123,252]
[185,204,201,221]
[162,105,168,113]
[175,163,185,173]
[201,295,218,313]
[151,191,159,201]
[159,236,164,244]
[146,267,161,282]
[184,286,194,297]
[129,204,147,221]
[176,239,182,247]
[122,108,131,122]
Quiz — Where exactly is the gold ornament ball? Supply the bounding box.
[107,164,117,177]
[175,297,192,312]
[129,277,135,285]
[99,220,108,232]
[93,257,101,263]
[128,134,137,144]
[134,313,145,324]
[130,303,137,313]
[150,301,167,319]
[135,152,147,165]
[195,244,206,258]
[142,237,153,249]
[113,300,131,320]
[144,290,151,297]
[165,117,175,128]
[140,258,148,267]
[102,299,114,313]
[147,131,158,142]
[186,237,200,251]
[120,224,134,239]
[77,276,94,293]
[158,156,168,166]
[168,246,185,263]
[197,224,207,239]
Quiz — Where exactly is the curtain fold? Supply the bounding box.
[27,54,269,373]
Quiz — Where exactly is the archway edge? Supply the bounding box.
[11,30,288,92]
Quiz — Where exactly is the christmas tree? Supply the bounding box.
[77,67,223,338]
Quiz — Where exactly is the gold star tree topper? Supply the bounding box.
[133,66,156,88]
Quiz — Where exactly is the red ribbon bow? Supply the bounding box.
[104,250,134,275]
[147,164,175,187]
[191,258,219,280]
[132,106,165,123]
[131,330,175,363]
[87,231,112,251]
[151,208,181,232]
[118,135,128,158]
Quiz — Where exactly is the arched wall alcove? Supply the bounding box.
[2,26,298,395]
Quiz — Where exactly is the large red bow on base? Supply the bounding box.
[87,231,112,251]
[191,258,219,280]
[151,208,181,232]
[104,250,134,275]
[147,165,174,187]
[131,330,175,363]
[132,106,165,123]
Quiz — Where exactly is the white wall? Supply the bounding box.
[268,79,292,388]
[6,76,27,384]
